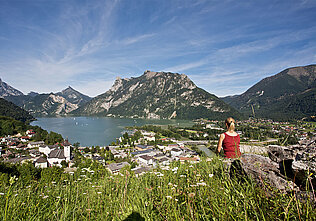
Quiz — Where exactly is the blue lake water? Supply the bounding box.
[31,117,194,147]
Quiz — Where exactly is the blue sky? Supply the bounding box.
[0,0,316,97]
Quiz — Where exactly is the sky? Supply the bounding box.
[0,0,316,97]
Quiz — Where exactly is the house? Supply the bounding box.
[135,145,150,151]
[131,148,155,157]
[144,135,155,142]
[107,162,130,174]
[20,136,30,142]
[35,157,48,168]
[16,143,27,149]
[171,148,182,157]
[28,141,45,148]
[26,129,36,137]
[138,155,154,165]
[131,167,150,177]
[179,156,200,164]
[158,157,170,165]
[5,156,32,164]
[39,144,59,156]
[29,149,41,157]
[39,140,72,167]
[47,147,70,167]
[92,155,105,164]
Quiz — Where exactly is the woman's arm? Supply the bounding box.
[217,133,225,154]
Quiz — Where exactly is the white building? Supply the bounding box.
[35,157,48,168]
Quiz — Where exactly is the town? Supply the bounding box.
[1,118,315,176]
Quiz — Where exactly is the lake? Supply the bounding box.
[31,117,194,147]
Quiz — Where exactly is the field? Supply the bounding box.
[0,157,315,220]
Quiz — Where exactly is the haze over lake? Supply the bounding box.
[31,117,194,147]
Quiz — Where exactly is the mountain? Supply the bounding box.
[0,98,35,122]
[5,87,91,117]
[73,70,241,120]
[0,78,24,97]
[57,86,91,106]
[222,64,316,120]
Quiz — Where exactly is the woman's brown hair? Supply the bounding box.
[225,117,235,131]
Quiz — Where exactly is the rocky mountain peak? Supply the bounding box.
[0,78,24,97]
[74,70,240,120]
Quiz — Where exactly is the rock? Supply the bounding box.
[230,154,298,193]
[267,139,316,191]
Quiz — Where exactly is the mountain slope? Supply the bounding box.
[222,64,316,120]
[0,98,35,122]
[0,78,24,97]
[5,87,91,117]
[73,70,241,120]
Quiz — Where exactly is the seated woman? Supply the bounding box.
[217,117,241,158]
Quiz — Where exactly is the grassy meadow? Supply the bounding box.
[0,157,315,220]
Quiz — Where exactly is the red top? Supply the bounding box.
[222,132,241,158]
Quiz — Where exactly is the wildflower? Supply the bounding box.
[168,182,173,186]
[196,174,201,177]
[9,175,18,185]
[174,184,178,187]
[189,165,193,168]
[188,192,195,198]
[80,175,87,177]
[190,184,198,187]
[171,167,178,172]
[56,196,61,199]
[209,174,214,178]
[97,192,102,194]
[166,196,172,199]
[52,181,56,184]
[197,182,207,186]
[43,196,49,199]
[175,199,178,202]
[77,178,81,181]
[69,172,74,175]
[83,193,87,195]
[180,175,186,177]
[0,193,4,196]
[14,194,18,197]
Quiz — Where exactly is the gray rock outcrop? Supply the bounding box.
[230,137,316,200]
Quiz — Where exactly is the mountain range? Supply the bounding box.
[1,65,315,120]
[4,87,91,117]
[222,64,316,120]
[73,70,240,120]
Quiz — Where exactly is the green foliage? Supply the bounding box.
[0,116,28,137]
[0,157,314,220]
[0,98,34,123]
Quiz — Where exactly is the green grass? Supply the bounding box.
[0,157,315,220]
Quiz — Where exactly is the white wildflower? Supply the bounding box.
[180,175,186,177]
[0,193,4,196]
[97,192,102,194]
[166,196,172,199]
[197,182,207,186]
[209,174,214,178]
[43,196,49,199]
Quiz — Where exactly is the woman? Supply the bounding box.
[217,117,241,158]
